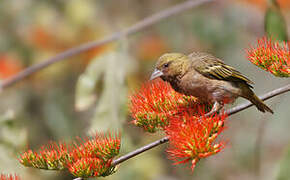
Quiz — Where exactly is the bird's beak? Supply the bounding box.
[150,69,163,80]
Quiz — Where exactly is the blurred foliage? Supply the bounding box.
[0,0,289,180]
[241,0,290,10]
[0,110,27,172]
[76,43,136,132]
[277,145,290,180]
[265,0,288,41]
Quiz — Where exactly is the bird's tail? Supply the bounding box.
[248,94,274,114]
[239,83,274,114]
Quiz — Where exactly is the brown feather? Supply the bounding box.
[189,52,254,86]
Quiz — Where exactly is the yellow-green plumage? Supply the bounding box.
[190,52,254,85]
[151,52,273,114]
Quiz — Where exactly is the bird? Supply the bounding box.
[150,52,273,115]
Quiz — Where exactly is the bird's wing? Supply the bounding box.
[190,53,254,86]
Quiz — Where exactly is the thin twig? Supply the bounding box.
[110,84,290,166]
[0,0,213,91]
[226,83,290,115]
[112,137,169,166]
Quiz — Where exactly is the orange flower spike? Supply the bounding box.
[129,80,178,132]
[165,111,227,172]
[0,174,21,180]
[69,132,121,165]
[39,142,70,170]
[19,131,120,177]
[247,37,290,77]
[129,80,201,132]
[68,158,112,178]
[19,150,46,169]
[88,132,121,160]
[19,142,71,170]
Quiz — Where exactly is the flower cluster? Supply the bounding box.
[129,79,211,132]
[165,110,227,171]
[68,133,120,178]
[68,158,113,178]
[19,142,69,170]
[19,132,120,178]
[247,37,290,77]
[0,174,20,180]
[129,79,226,172]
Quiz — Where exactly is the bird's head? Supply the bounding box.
[150,53,189,81]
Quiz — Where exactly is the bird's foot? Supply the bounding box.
[204,101,223,118]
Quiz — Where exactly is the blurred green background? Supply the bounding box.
[0,0,289,179]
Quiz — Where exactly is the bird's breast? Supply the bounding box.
[163,76,183,93]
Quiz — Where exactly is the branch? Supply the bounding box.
[111,83,290,166]
[226,83,290,115]
[0,0,213,91]
[73,84,290,180]
[112,137,169,166]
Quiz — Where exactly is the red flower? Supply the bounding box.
[247,37,290,77]
[19,142,70,170]
[165,110,227,171]
[68,132,120,178]
[68,158,113,178]
[19,132,120,178]
[0,174,20,180]
[129,79,210,132]
[71,132,121,161]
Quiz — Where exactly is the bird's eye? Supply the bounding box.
[163,63,169,68]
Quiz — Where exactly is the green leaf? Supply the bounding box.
[264,0,288,41]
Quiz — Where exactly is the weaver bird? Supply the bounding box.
[150,52,273,114]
